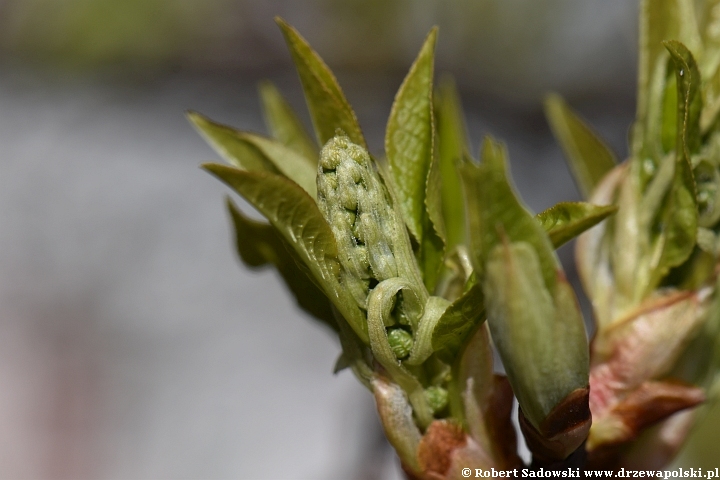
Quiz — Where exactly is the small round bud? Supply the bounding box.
[424,386,448,414]
[387,328,413,359]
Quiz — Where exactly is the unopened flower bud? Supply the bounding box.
[387,327,414,359]
[424,386,449,414]
[317,135,402,310]
[484,241,590,459]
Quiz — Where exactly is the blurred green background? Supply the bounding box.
[1,0,637,100]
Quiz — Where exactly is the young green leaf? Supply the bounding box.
[417,217,445,294]
[385,28,445,292]
[188,111,279,173]
[430,283,485,365]
[203,164,369,343]
[386,27,438,243]
[276,18,366,149]
[190,112,318,197]
[648,41,700,288]
[435,77,470,247]
[666,40,702,154]
[242,134,318,198]
[635,0,680,155]
[462,137,559,293]
[635,0,702,158]
[699,0,720,129]
[258,80,319,161]
[226,197,335,328]
[536,201,618,249]
[425,148,446,243]
[419,135,446,293]
[544,94,617,199]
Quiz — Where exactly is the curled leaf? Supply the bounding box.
[406,295,452,365]
[367,277,432,427]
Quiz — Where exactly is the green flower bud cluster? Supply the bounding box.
[317,135,453,426]
[317,135,401,310]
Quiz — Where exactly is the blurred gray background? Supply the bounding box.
[0,1,647,478]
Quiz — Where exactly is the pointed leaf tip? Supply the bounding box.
[192,113,317,197]
[435,75,469,248]
[386,26,439,243]
[537,202,618,249]
[258,80,318,161]
[189,111,278,173]
[544,94,617,199]
[276,18,366,148]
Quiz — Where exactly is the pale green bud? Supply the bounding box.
[387,327,414,359]
[317,135,403,309]
[424,385,449,414]
[483,241,589,430]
